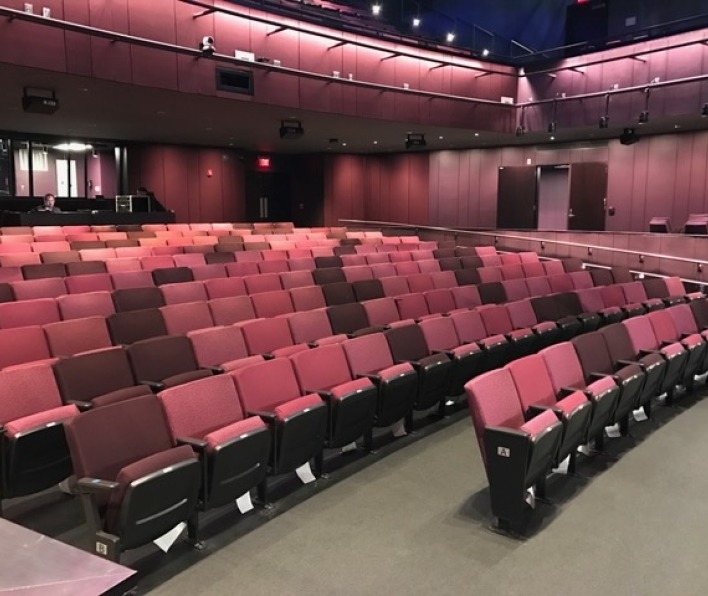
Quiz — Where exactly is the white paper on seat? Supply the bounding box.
[391,418,407,438]
[525,486,536,509]
[340,442,358,453]
[633,407,649,422]
[605,423,621,438]
[553,455,570,475]
[236,492,254,514]
[153,522,186,553]
[295,462,316,484]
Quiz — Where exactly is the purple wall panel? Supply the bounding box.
[688,133,708,216]
[456,152,471,226]
[644,136,678,229]
[479,149,501,227]
[437,151,460,227]
[428,151,440,225]
[408,154,429,226]
[605,141,633,231]
[629,141,650,231]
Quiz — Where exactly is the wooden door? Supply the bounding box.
[497,166,537,229]
[568,162,607,231]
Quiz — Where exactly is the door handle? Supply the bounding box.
[568,208,575,218]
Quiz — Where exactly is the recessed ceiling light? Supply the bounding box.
[482,49,490,57]
[412,17,421,27]
[372,3,381,16]
[438,135,444,140]
[446,32,455,43]
[342,142,347,146]
[550,136,555,141]
[474,133,479,137]
[373,140,378,144]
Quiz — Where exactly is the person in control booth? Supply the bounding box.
[34,193,62,212]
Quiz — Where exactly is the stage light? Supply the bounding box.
[372,3,381,16]
[412,17,420,27]
[405,133,426,149]
[446,32,455,43]
[199,36,215,54]
[482,48,490,57]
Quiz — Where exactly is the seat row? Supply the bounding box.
[465,298,708,533]
[2,272,703,557]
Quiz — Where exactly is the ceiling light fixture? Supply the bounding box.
[446,32,455,43]
[372,3,382,16]
[412,17,420,27]
[482,48,490,57]
[53,142,93,152]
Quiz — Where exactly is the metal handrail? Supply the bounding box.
[339,219,708,269]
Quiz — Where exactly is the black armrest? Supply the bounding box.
[308,389,333,401]
[639,349,661,358]
[66,399,93,411]
[140,379,165,392]
[205,365,224,374]
[356,372,381,383]
[77,477,119,494]
[263,353,276,360]
[485,425,530,439]
[247,409,277,422]
[177,436,208,451]
[559,386,583,398]
[526,404,561,419]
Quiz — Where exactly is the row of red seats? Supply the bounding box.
[465,298,708,535]
[1,270,702,558]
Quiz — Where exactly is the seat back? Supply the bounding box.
[343,332,396,375]
[188,325,249,368]
[539,343,586,393]
[158,374,245,442]
[571,332,614,379]
[107,309,167,345]
[251,290,295,318]
[230,358,303,411]
[419,316,460,351]
[327,303,369,335]
[287,309,335,345]
[241,318,295,355]
[53,346,140,406]
[160,281,208,305]
[160,302,214,335]
[44,316,112,357]
[622,316,660,352]
[464,368,525,463]
[352,279,384,301]
[128,335,200,383]
[322,282,356,306]
[450,309,488,343]
[478,282,506,305]
[0,326,51,370]
[506,355,557,411]
[0,362,68,426]
[289,285,326,311]
[291,344,352,393]
[385,323,430,362]
[208,295,256,325]
[113,287,165,312]
[0,298,60,328]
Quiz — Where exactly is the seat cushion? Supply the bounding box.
[204,416,267,453]
[556,390,588,416]
[329,377,375,401]
[105,444,197,533]
[5,404,79,438]
[273,393,323,422]
[377,363,415,382]
[520,409,558,438]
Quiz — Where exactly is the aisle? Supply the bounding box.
[148,389,708,596]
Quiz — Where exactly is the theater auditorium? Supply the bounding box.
[1,0,708,594]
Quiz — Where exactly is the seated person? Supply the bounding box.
[33,193,62,213]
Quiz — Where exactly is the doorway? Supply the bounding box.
[536,165,570,230]
[245,171,292,223]
[55,159,78,197]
